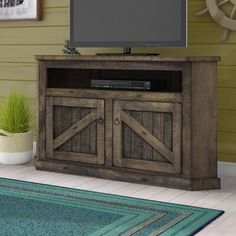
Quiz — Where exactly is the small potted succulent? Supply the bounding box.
[0,91,33,164]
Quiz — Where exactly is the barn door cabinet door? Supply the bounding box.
[113,100,182,174]
[45,97,105,165]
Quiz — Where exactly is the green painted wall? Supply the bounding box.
[0,0,235,162]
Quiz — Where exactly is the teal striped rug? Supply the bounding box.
[0,178,223,236]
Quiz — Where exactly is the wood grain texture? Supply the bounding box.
[130,111,142,160]
[45,97,53,158]
[35,160,221,191]
[105,99,113,166]
[96,100,105,165]
[36,44,236,64]
[112,99,182,174]
[37,61,47,161]
[53,111,98,150]
[113,101,122,167]
[47,89,182,103]
[53,151,98,165]
[89,117,97,155]
[71,107,81,153]
[123,122,132,159]
[181,63,192,177]
[36,55,220,62]
[36,56,219,189]
[152,113,165,163]
[44,95,105,165]
[142,111,153,161]
[121,111,173,162]
[171,104,182,173]
[191,62,217,178]
[60,106,72,152]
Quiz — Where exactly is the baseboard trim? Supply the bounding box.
[218,161,236,177]
[33,142,235,177]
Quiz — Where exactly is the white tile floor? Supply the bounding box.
[0,160,235,235]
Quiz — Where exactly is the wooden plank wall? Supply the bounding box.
[0,0,235,162]
[0,0,69,138]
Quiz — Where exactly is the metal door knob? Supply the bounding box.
[98,117,104,125]
[114,118,120,126]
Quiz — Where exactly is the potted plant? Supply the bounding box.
[0,91,33,164]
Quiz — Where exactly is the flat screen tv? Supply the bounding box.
[70,0,187,52]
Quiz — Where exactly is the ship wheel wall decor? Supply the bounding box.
[196,0,236,41]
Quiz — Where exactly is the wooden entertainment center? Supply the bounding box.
[36,55,220,190]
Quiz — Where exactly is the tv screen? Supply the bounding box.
[70,0,187,48]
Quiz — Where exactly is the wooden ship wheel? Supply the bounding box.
[196,0,236,41]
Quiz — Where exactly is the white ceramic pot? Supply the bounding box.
[0,129,33,164]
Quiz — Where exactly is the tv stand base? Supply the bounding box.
[96,53,160,56]
[35,160,221,191]
[36,55,220,191]
[96,47,160,56]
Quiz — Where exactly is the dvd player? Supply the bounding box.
[91,80,150,90]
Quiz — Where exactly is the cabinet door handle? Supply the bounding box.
[98,117,104,125]
[114,118,120,126]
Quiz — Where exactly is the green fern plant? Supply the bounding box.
[0,92,33,133]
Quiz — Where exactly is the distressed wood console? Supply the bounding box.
[36,55,220,190]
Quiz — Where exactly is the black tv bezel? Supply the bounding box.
[70,0,187,48]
